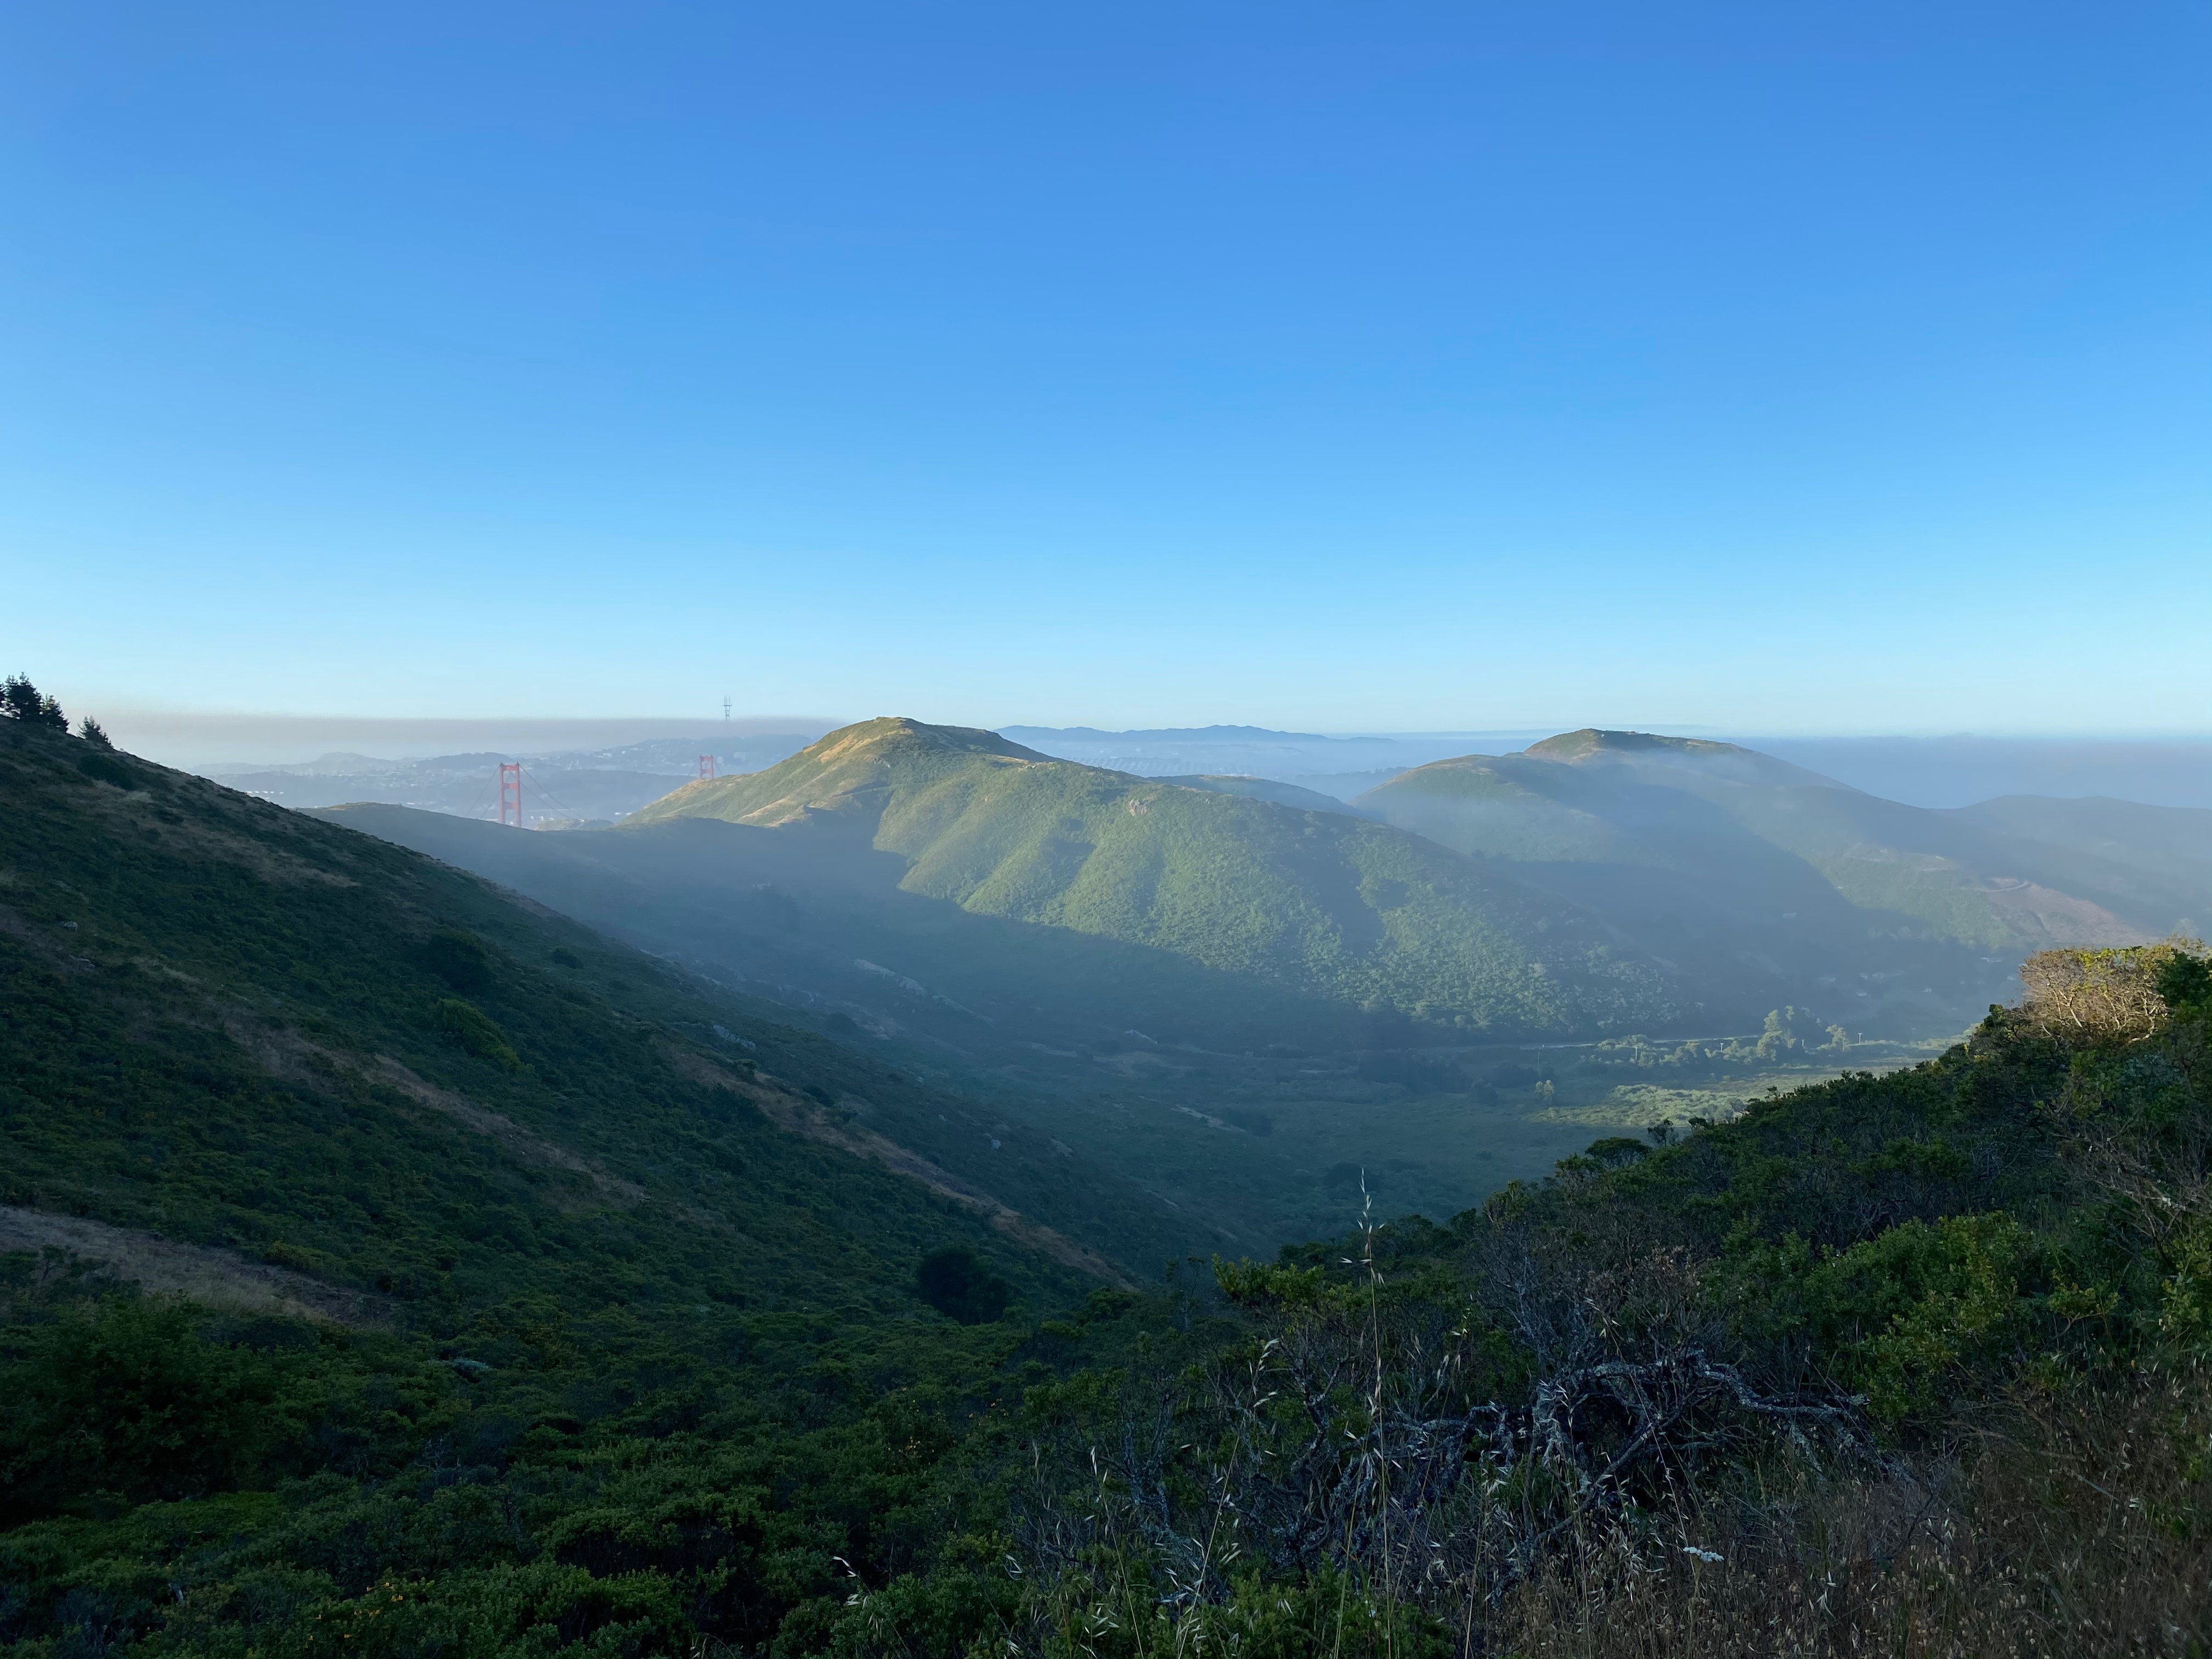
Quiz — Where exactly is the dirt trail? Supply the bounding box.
[374,1058,647,1205]
[666,1047,1137,1289]
[220,1010,646,1210]
[0,1207,392,1325]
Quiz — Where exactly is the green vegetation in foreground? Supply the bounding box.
[15,907,2212,1654]
[980,940,2212,1654]
[630,718,1679,1038]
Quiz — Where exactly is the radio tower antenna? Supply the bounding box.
[722,696,731,720]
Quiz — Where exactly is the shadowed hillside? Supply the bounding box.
[1356,728,2197,1030]
[0,718,1171,1295]
[1947,794,2212,928]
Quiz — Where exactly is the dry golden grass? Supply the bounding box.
[1488,1372,2212,1658]
[0,1207,391,1326]
[2019,941,2202,1044]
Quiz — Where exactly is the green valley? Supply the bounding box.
[314,721,2011,1254]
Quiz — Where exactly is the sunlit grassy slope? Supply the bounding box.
[629,718,1678,1039]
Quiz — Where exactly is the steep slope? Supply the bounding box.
[1947,794,2212,931]
[1155,773,1379,817]
[628,718,1679,1037]
[1357,730,2177,1030]
[317,800,1701,1255]
[0,714,1197,1654]
[0,716,1178,1308]
[18,702,2196,1653]
[319,798,1374,1058]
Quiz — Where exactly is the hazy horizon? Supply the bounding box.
[64,703,2212,812]
[63,704,2212,769]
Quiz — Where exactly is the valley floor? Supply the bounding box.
[881,1029,1951,1255]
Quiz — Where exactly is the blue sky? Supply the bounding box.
[4,2,2207,735]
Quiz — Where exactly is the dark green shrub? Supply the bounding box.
[0,1296,280,1519]
[2158,949,2212,1018]
[914,1246,1011,1325]
[424,927,493,992]
[77,750,135,789]
[1583,1136,1649,1169]
[429,997,521,1069]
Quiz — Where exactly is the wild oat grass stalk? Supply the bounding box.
[1492,1370,2212,1657]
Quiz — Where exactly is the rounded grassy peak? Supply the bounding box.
[806,716,1050,766]
[1523,729,1751,764]
[1352,754,1536,808]
[629,718,1054,827]
[1519,729,1849,791]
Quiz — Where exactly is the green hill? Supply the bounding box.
[1151,774,1379,816]
[625,717,1678,1040]
[0,712,1163,1655]
[1356,728,2198,1030]
[1518,729,2196,945]
[315,798,1375,1058]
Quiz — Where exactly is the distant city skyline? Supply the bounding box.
[6,2,2207,732]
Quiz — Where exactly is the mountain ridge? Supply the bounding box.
[1521,727,1855,788]
[1353,727,2192,1028]
[629,717,1683,1038]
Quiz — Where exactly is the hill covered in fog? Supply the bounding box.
[201,731,821,823]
